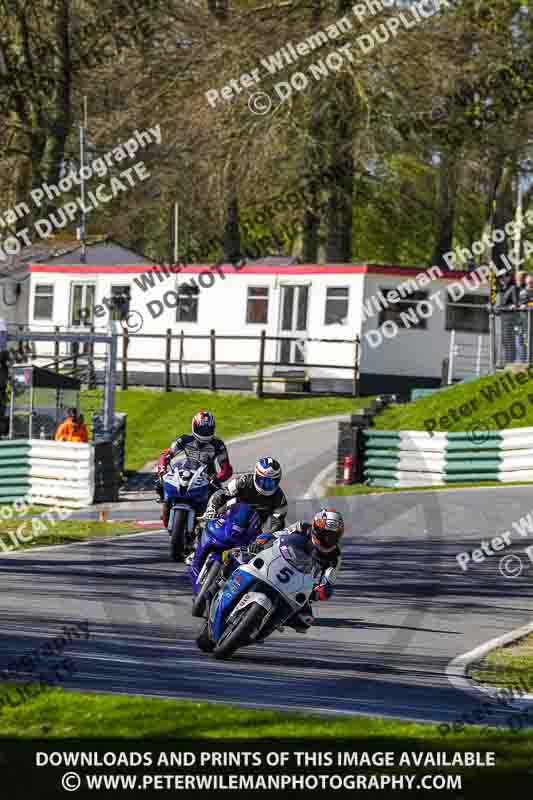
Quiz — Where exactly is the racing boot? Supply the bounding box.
[155,475,164,503]
[161,502,170,529]
[285,603,314,633]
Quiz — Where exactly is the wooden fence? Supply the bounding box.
[24,326,361,397]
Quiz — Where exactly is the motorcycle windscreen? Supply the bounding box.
[222,503,259,547]
[205,518,233,547]
[278,533,314,573]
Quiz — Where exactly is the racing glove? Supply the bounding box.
[312,584,331,601]
[204,505,217,520]
[247,533,275,555]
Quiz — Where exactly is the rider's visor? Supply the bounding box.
[312,531,337,552]
[256,476,279,492]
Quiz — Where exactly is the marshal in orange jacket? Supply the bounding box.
[54,419,89,443]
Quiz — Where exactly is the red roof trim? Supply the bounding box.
[28,263,474,279]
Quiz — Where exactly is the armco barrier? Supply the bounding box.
[363,427,533,487]
[28,441,95,507]
[0,440,95,508]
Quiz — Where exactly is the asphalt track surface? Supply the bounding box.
[2,415,533,727]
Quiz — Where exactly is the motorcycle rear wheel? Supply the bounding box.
[213,603,266,660]
[170,509,188,562]
[192,560,221,618]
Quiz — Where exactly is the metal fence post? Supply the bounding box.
[352,336,360,397]
[489,310,496,374]
[476,334,482,376]
[447,329,455,384]
[104,330,117,437]
[54,326,60,372]
[209,329,216,391]
[527,308,533,367]
[121,328,129,391]
[165,328,172,392]
[179,329,184,388]
[257,330,266,398]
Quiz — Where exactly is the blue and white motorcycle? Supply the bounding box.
[163,458,211,562]
[196,533,315,659]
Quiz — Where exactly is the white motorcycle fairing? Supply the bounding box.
[235,538,314,615]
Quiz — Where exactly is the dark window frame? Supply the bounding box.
[110,285,131,321]
[176,283,199,323]
[377,287,428,330]
[246,286,269,324]
[446,294,489,334]
[325,286,349,325]
[33,284,54,320]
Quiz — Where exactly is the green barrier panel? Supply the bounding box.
[0,485,30,499]
[0,466,31,478]
[446,441,502,451]
[363,431,401,439]
[365,458,402,468]
[447,432,502,442]
[364,470,401,479]
[445,473,500,482]
[364,437,405,449]
[365,449,402,458]
[0,448,31,458]
[0,441,31,501]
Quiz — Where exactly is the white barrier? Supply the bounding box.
[26,440,95,508]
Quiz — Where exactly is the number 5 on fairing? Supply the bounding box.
[276,566,294,583]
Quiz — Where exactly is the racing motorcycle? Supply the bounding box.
[163,458,211,562]
[190,501,259,618]
[195,532,315,660]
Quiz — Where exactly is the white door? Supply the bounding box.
[70,283,96,355]
[279,284,309,365]
[71,283,96,327]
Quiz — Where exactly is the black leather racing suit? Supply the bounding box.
[206,473,288,532]
[156,434,232,501]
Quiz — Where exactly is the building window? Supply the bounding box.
[110,286,131,321]
[378,288,428,330]
[446,294,489,333]
[71,284,95,326]
[33,284,54,320]
[176,283,199,323]
[325,287,349,325]
[246,287,269,324]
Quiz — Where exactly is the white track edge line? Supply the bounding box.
[0,529,166,557]
[445,620,533,708]
[304,461,338,499]
[225,413,351,445]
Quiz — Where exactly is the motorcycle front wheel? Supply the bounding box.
[170,508,188,562]
[213,603,267,660]
[196,621,215,653]
[192,560,221,618]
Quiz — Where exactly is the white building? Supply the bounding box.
[27,249,491,395]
